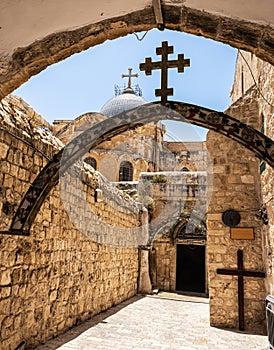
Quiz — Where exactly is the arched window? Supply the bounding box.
[119,161,133,181]
[84,157,97,170]
[181,167,189,172]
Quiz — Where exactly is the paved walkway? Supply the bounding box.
[36,293,268,350]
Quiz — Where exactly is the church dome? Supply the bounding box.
[100,88,147,117]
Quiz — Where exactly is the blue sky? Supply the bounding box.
[14,29,237,141]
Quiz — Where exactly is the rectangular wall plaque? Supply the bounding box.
[230,227,254,240]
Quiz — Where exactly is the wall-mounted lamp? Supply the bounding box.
[256,206,269,225]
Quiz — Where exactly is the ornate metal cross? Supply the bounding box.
[139,41,190,104]
[121,68,138,89]
[217,249,265,331]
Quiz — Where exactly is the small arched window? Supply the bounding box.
[181,167,189,172]
[119,161,133,181]
[84,157,97,170]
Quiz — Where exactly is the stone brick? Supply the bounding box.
[3,174,13,187]
[0,143,9,159]
[0,269,11,286]
[0,298,11,315]
[241,174,254,184]
[0,286,11,298]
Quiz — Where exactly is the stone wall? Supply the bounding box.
[231,51,274,296]
[55,116,164,182]
[93,123,160,182]
[163,141,208,172]
[259,62,274,296]
[150,239,176,291]
[139,171,207,236]
[206,89,266,334]
[53,112,107,144]
[0,95,144,349]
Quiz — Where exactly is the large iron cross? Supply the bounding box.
[121,68,138,89]
[217,249,265,331]
[139,41,190,105]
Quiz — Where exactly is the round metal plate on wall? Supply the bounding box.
[222,209,241,227]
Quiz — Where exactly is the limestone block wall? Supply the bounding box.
[150,239,176,291]
[139,172,207,225]
[0,96,63,233]
[91,123,164,181]
[53,112,107,144]
[163,141,208,172]
[255,60,274,296]
[55,118,164,182]
[206,91,266,334]
[231,52,274,297]
[0,95,143,349]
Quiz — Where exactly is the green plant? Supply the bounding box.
[150,174,167,184]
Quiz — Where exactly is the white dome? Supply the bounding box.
[100,88,147,117]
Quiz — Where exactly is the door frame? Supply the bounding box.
[175,241,208,296]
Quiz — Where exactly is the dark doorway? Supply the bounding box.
[176,244,205,293]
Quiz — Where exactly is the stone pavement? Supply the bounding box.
[36,293,268,350]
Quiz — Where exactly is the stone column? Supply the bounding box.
[138,246,152,294]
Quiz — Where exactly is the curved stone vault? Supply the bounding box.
[0,3,274,100]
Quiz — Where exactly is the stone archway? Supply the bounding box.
[172,215,207,294]
[149,212,207,293]
[8,101,274,235]
[0,3,274,99]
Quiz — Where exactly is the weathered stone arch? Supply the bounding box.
[170,213,206,242]
[1,4,274,99]
[151,209,206,243]
[9,101,274,235]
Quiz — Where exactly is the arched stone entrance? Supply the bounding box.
[0,3,274,99]
[150,213,207,294]
[174,218,206,294]
[0,4,273,343]
[8,101,274,235]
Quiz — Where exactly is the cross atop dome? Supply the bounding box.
[114,68,142,97]
[101,68,146,116]
[121,68,138,89]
